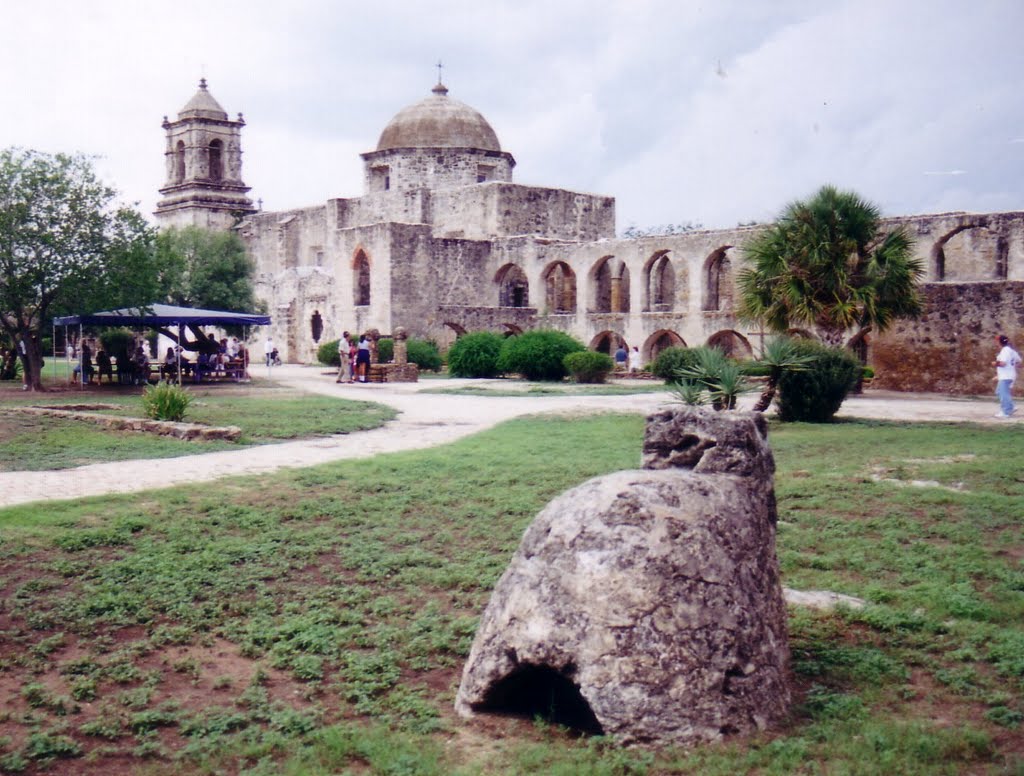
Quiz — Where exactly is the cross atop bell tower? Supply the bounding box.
[155,79,256,231]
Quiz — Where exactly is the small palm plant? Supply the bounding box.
[752,336,816,412]
[671,346,751,410]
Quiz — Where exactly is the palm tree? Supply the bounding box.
[751,336,815,413]
[737,185,924,348]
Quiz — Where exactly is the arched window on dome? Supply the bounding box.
[209,139,223,182]
[353,251,371,306]
[175,141,186,183]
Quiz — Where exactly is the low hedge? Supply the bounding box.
[447,331,505,378]
[564,350,614,383]
[497,330,586,381]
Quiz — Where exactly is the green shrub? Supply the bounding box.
[141,382,192,422]
[564,350,614,383]
[406,339,442,371]
[447,331,505,378]
[776,341,861,422]
[377,338,394,364]
[671,346,751,410]
[497,329,585,381]
[318,338,342,367]
[650,346,702,381]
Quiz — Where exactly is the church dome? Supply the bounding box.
[178,78,229,121]
[376,83,502,152]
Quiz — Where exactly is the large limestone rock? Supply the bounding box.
[455,407,790,745]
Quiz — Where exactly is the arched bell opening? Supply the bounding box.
[474,664,603,736]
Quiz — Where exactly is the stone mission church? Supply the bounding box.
[155,79,1024,395]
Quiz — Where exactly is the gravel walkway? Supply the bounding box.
[0,365,1013,508]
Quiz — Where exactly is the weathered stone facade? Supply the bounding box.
[161,81,1024,392]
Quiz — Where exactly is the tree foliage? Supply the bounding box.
[0,147,155,390]
[154,226,258,312]
[737,185,924,347]
[447,331,505,378]
[497,329,585,381]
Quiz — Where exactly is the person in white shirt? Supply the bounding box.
[628,346,643,374]
[992,334,1020,418]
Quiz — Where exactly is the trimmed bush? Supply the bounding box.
[564,350,614,383]
[377,338,394,364]
[318,338,342,367]
[447,331,505,378]
[651,346,703,382]
[407,339,442,371]
[142,382,192,422]
[497,329,586,381]
[776,341,861,422]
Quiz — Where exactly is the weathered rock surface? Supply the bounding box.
[455,407,790,745]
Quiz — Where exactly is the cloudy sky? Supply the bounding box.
[2,0,1022,233]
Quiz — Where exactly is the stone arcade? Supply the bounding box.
[156,80,1024,392]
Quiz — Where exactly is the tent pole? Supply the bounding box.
[79,324,84,391]
[177,323,183,386]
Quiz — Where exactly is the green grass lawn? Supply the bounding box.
[0,382,396,471]
[0,417,1021,774]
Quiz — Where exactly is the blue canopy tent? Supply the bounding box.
[54,304,272,387]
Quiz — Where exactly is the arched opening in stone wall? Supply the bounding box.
[208,139,223,182]
[644,251,676,312]
[930,222,1005,281]
[438,321,467,351]
[643,329,685,362]
[590,330,623,354]
[787,328,817,341]
[495,264,530,308]
[175,141,186,183]
[474,664,603,735]
[707,330,753,359]
[502,323,524,336]
[591,257,630,313]
[542,261,577,314]
[703,246,734,312]
[353,250,371,306]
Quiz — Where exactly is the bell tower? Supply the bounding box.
[155,79,256,230]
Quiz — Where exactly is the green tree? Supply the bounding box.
[152,226,260,352]
[750,336,815,413]
[737,185,924,348]
[0,148,155,391]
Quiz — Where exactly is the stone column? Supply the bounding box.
[366,328,380,364]
[393,327,408,366]
[610,276,622,313]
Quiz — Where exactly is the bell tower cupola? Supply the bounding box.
[155,79,256,230]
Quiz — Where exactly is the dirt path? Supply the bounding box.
[0,366,1014,508]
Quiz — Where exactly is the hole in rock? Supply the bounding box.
[477,664,603,735]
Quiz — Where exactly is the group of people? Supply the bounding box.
[71,340,150,385]
[335,331,372,383]
[613,344,644,373]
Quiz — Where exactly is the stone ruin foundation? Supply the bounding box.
[455,407,790,745]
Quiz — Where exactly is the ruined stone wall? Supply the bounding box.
[386,224,493,340]
[871,281,1024,394]
[332,191,431,230]
[432,184,615,242]
[239,205,328,276]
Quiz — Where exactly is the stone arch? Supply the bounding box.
[590,256,630,313]
[542,261,577,314]
[501,323,523,336]
[703,246,734,312]
[472,664,603,735]
[444,322,467,338]
[590,330,624,354]
[352,249,371,306]
[643,250,676,312]
[495,263,529,308]
[643,329,686,362]
[175,140,186,183]
[208,139,223,182]
[707,329,753,359]
[787,328,817,341]
[930,221,1006,281]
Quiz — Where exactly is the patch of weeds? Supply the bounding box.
[984,706,1023,728]
[70,676,97,702]
[268,706,320,736]
[935,666,984,696]
[799,684,867,721]
[129,702,181,733]
[290,654,324,682]
[0,751,28,772]
[988,630,1024,679]
[172,656,201,680]
[79,706,125,740]
[24,730,82,760]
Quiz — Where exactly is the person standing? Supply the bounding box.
[993,334,1020,418]
[355,334,371,383]
[629,346,643,374]
[264,336,274,367]
[336,331,353,383]
[614,343,628,371]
